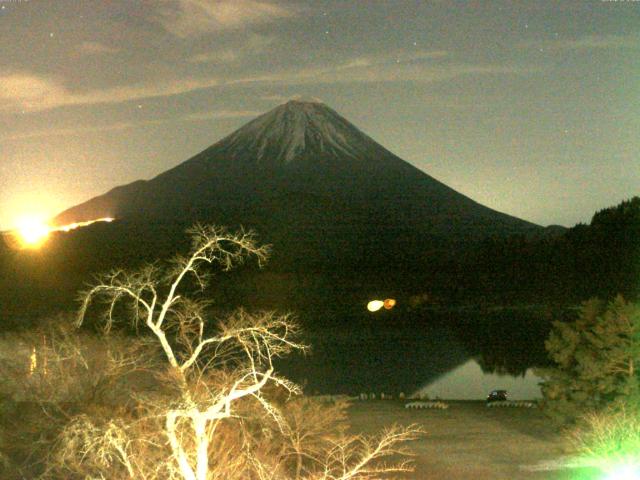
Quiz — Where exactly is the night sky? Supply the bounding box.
[1,0,638,231]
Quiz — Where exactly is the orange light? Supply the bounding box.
[15,216,50,248]
[367,298,397,313]
[6,215,115,250]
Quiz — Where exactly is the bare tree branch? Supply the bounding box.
[49,225,420,480]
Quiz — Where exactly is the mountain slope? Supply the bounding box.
[54,100,541,270]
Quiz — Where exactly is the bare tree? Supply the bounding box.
[54,224,422,480]
[0,316,153,406]
[0,316,157,479]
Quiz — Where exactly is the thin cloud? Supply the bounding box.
[0,73,221,112]
[77,41,120,55]
[232,56,539,87]
[188,34,275,64]
[0,74,70,112]
[519,33,640,51]
[563,34,639,50]
[335,50,449,71]
[182,109,261,121]
[154,0,295,37]
[188,50,239,64]
[0,52,537,113]
[2,109,260,141]
[260,94,290,102]
[260,94,324,103]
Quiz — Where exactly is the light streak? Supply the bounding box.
[55,217,114,232]
[5,216,115,250]
[28,346,37,376]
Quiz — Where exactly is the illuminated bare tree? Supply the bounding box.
[63,224,420,480]
[0,316,152,405]
[76,225,293,479]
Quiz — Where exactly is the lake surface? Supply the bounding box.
[414,359,543,400]
[0,302,556,400]
[276,306,554,399]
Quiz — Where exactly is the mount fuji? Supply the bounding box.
[0,100,554,319]
[54,100,540,272]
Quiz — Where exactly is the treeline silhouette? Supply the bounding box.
[463,196,639,305]
[0,197,637,325]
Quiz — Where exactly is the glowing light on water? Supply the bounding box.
[367,299,396,312]
[383,298,396,310]
[367,300,385,312]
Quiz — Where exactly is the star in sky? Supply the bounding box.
[0,0,637,229]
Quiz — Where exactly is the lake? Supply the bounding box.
[277,305,555,399]
[414,359,543,400]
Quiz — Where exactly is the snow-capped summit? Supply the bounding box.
[215,100,386,165]
[54,101,541,258]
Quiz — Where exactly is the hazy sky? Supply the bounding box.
[1,0,638,230]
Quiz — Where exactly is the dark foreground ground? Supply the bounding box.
[347,401,601,480]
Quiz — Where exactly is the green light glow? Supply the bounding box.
[603,464,640,480]
[567,406,640,480]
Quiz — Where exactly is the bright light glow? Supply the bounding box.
[367,300,384,312]
[56,217,114,232]
[603,464,640,480]
[367,299,397,312]
[28,346,37,376]
[15,216,50,248]
[8,216,115,250]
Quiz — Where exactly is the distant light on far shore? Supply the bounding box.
[367,298,397,312]
[367,300,385,312]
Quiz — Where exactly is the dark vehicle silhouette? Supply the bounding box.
[486,390,508,403]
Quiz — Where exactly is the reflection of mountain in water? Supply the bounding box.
[414,360,543,400]
[278,322,469,395]
[276,308,554,396]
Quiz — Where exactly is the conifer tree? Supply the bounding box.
[537,295,640,423]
